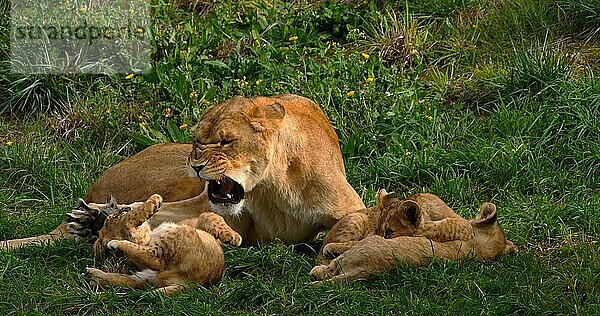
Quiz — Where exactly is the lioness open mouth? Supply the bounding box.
[207,177,245,204]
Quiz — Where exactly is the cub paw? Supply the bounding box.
[83,267,108,286]
[147,194,163,212]
[322,242,351,259]
[322,244,338,259]
[309,265,333,281]
[106,240,123,251]
[219,230,242,247]
[66,198,118,244]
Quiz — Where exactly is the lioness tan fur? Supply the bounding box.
[85,194,241,295]
[310,193,517,281]
[1,94,365,250]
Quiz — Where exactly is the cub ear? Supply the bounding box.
[78,198,91,210]
[376,189,397,208]
[251,102,285,120]
[474,202,497,226]
[107,196,118,209]
[503,240,518,254]
[399,200,422,227]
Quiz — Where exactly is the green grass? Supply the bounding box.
[1,0,599,314]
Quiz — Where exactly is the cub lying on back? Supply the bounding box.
[312,192,517,281]
[80,194,241,295]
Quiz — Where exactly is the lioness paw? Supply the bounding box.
[66,199,115,244]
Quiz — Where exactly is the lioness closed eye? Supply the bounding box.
[83,194,241,295]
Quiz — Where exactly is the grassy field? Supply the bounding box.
[1,0,599,314]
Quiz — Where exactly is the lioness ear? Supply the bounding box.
[474,202,497,226]
[251,103,285,120]
[400,200,422,227]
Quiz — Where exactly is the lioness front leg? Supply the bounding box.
[196,212,242,246]
[107,240,165,271]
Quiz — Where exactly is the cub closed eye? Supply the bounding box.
[384,227,394,238]
[220,139,234,146]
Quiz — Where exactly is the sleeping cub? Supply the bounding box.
[80,194,241,294]
[312,192,517,281]
[320,190,473,260]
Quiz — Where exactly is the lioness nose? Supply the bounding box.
[191,164,205,173]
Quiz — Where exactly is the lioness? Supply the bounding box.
[84,194,241,295]
[310,193,517,281]
[1,94,365,249]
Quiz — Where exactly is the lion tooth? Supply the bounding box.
[226,194,232,199]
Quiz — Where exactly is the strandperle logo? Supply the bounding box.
[13,21,147,44]
[10,0,152,74]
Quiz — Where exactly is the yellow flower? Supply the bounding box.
[179,123,188,129]
[136,28,144,33]
[410,49,418,55]
[289,36,298,41]
[365,77,374,84]
[164,108,173,118]
[189,91,197,99]
[361,52,370,60]
[256,79,263,85]
[80,5,87,13]
[143,101,150,106]
[140,121,147,127]
[6,141,13,146]
[425,115,433,121]
[125,73,134,79]
[418,99,425,104]
[346,90,355,97]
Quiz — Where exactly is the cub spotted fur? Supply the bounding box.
[84,194,241,295]
[320,190,473,261]
[311,193,517,281]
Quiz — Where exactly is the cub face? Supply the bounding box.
[374,190,422,238]
[188,97,286,216]
[92,201,150,256]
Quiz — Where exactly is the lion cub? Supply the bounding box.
[311,192,517,281]
[83,194,241,295]
[320,190,473,260]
